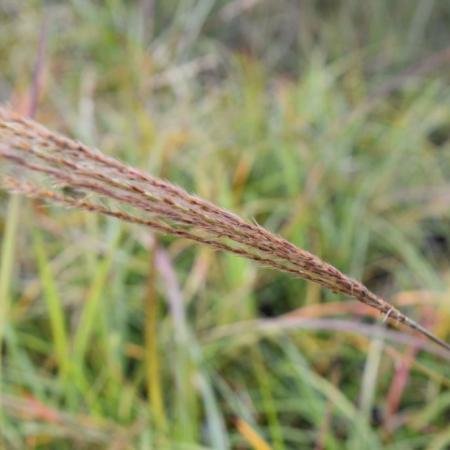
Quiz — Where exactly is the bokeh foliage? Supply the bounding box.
[1,1,450,449]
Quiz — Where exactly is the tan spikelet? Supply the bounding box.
[0,107,448,352]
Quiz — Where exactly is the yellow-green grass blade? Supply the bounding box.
[32,229,71,382]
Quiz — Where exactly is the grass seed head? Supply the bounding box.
[0,107,449,353]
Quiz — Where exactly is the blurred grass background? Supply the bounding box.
[1,1,450,449]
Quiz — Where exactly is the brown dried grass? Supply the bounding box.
[0,107,449,352]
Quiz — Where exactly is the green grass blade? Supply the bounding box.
[72,222,121,365]
[32,229,70,380]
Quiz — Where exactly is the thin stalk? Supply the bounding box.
[0,14,47,405]
[145,244,167,433]
[0,195,21,379]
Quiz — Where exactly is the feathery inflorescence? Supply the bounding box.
[0,107,449,352]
